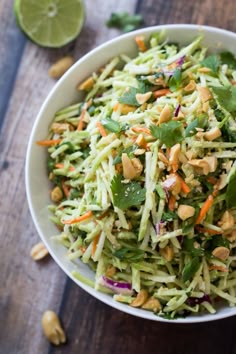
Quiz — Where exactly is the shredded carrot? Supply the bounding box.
[77,110,86,131]
[135,35,147,52]
[55,163,75,172]
[96,121,107,137]
[92,232,101,257]
[79,246,87,254]
[207,176,218,185]
[168,195,176,211]
[61,180,70,198]
[153,88,171,98]
[208,265,228,273]
[62,210,93,225]
[195,194,214,225]
[113,102,120,111]
[132,127,151,135]
[195,225,222,235]
[36,139,62,146]
[175,174,191,194]
[97,210,109,220]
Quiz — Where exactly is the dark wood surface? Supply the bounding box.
[1,0,236,353]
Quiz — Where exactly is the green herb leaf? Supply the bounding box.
[183,238,204,257]
[220,52,236,69]
[60,141,75,153]
[206,235,230,251]
[226,168,236,208]
[156,183,166,199]
[182,257,201,282]
[211,86,236,113]
[101,117,122,133]
[106,12,143,32]
[113,247,144,262]
[119,82,151,106]
[150,121,183,147]
[168,68,182,92]
[222,122,236,142]
[112,146,136,165]
[111,174,146,210]
[185,114,208,137]
[201,54,220,73]
[162,211,178,222]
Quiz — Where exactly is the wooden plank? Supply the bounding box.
[0,0,137,353]
[137,0,236,32]
[0,1,26,132]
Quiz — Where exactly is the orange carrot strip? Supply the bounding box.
[96,122,107,137]
[92,232,101,257]
[195,225,222,235]
[175,174,191,194]
[113,102,120,111]
[208,265,228,273]
[36,139,62,146]
[195,194,214,225]
[55,163,75,172]
[62,211,93,225]
[153,88,171,98]
[207,176,218,185]
[132,127,151,135]
[97,210,109,220]
[168,195,176,211]
[61,181,70,198]
[77,110,86,131]
[135,36,147,52]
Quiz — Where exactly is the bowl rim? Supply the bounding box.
[25,23,236,323]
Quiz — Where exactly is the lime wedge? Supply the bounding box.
[14,0,85,48]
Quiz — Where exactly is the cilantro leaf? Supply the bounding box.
[226,169,236,208]
[150,121,183,147]
[113,247,144,262]
[101,117,122,133]
[112,146,136,165]
[111,174,146,210]
[212,86,236,113]
[162,211,178,222]
[118,82,151,106]
[182,257,201,282]
[106,12,143,32]
[168,68,182,92]
[185,114,208,137]
[220,52,236,69]
[201,54,220,73]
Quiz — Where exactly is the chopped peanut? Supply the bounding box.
[204,156,217,173]
[131,290,149,307]
[106,265,116,277]
[184,80,196,92]
[122,153,138,180]
[134,148,146,156]
[51,186,63,202]
[131,158,143,176]
[204,127,222,141]
[51,123,71,133]
[78,76,95,91]
[169,143,181,172]
[197,86,212,103]
[30,242,49,261]
[178,204,195,220]
[48,56,74,79]
[136,134,147,148]
[224,230,236,242]
[120,104,136,115]
[135,92,152,105]
[218,210,235,230]
[160,245,174,261]
[158,152,169,165]
[212,246,230,261]
[188,159,210,175]
[142,297,161,312]
[159,104,171,124]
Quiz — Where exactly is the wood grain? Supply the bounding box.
[1,0,236,353]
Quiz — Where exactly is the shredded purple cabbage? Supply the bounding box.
[155,221,166,235]
[176,55,185,66]
[99,275,133,295]
[174,104,181,117]
[187,294,211,306]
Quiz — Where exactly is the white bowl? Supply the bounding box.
[26,24,236,323]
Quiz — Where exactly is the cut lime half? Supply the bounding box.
[14,0,85,48]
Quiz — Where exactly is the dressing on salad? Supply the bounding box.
[37,32,236,319]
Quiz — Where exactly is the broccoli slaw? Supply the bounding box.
[37,33,236,319]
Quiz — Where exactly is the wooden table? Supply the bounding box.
[1,0,236,353]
